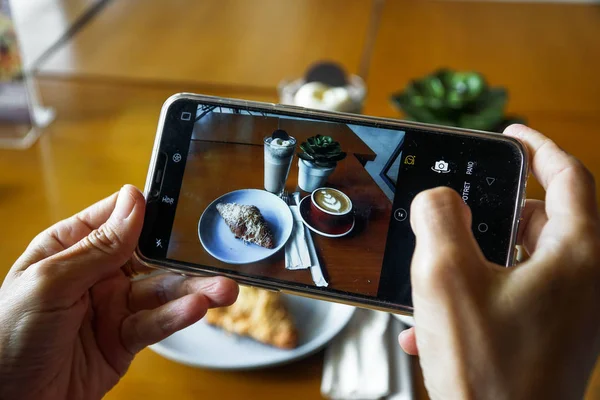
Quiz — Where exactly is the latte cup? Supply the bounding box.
[310,187,354,233]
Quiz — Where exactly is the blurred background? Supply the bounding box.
[1,0,599,399]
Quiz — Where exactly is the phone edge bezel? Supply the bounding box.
[134,92,529,315]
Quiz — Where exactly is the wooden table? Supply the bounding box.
[1,0,599,399]
[35,0,377,88]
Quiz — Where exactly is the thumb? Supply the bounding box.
[409,188,495,400]
[409,188,487,365]
[34,185,145,292]
[409,187,484,297]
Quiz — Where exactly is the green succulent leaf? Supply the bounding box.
[299,142,312,153]
[390,69,508,130]
[298,135,347,167]
[392,93,449,125]
[297,152,315,162]
[458,88,507,130]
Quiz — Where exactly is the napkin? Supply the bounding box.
[321,309,413,400]
[285,205,329,287]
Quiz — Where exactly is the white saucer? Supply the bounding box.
[298,196,355,238]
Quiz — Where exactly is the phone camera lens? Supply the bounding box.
[151,189,160,198]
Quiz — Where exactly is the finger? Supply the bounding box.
[121,293,209,355]
[29,185,145,292]
[11,191,120,273]
[410,187,485,293]
[410,187,477,250]
[398,327,418,356]
[504,124,598,221]
[409,187,494,337]
[128,274,238,312]
[517,199,548,255]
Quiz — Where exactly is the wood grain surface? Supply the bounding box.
[1,0,599,399]
[36,0,377,89]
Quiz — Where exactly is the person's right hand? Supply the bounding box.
[399,125,600,399]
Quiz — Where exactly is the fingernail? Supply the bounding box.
[399,329,408,340]
[111,186,136,220]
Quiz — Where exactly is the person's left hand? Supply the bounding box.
[0,185,238,400]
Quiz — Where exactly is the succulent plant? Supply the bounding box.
[298,135,347,168]
[391,69,509,132]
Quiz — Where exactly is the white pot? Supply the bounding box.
[298,159,335,192]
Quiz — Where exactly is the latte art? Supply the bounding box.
[320,192,342,211]
[314,189,351,214]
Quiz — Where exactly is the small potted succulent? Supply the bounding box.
[391,68,523,132]
[297,135,346,192]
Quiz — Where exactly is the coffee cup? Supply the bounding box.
[310,187,353,232]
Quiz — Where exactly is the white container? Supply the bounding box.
[278,75,366,114]
[298,159,335,192]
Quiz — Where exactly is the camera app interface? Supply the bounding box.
[153,103,522,306]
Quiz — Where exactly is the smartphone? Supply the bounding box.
[135,93,528,315]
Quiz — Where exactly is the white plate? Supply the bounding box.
[150,294,355,369]
[198,189,293,264]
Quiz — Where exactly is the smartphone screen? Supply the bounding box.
[138,96,526,312]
